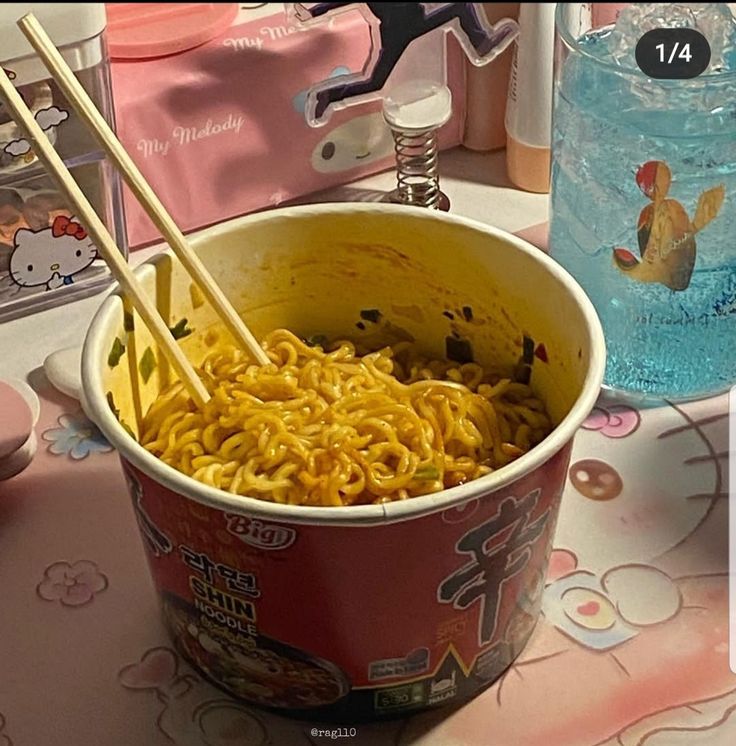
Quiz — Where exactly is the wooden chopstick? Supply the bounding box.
[0,68,211,410]
[18,12,270,367]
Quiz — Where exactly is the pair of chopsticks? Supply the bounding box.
[0,14,270,410]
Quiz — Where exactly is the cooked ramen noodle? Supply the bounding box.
[141,329,552,506]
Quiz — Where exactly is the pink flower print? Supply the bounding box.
[582,404,640,438]
[37,560,108,607]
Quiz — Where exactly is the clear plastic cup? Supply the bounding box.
[549,3,736,400]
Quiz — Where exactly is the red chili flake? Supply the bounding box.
[534,343,548,363]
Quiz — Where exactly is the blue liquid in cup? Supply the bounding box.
[550,25,736,398]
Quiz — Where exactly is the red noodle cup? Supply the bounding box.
[82,204,605,720]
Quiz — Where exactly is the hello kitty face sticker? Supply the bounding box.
[9,216,97,291]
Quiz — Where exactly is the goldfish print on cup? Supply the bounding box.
[37,560,108,607]
[612,160,724,291]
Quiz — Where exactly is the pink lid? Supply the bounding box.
[105,3,239,60]
[0,380,33,460]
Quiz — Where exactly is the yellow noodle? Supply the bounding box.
[140,329,553,506]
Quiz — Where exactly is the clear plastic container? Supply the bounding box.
[549,3,736,400]
[0,3,126,322]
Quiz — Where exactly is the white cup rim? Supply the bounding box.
[82,203,606,526]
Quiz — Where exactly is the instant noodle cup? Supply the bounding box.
[82,204,605,720]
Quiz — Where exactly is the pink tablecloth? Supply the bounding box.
[1,221,734,745]
[1,371,733,745]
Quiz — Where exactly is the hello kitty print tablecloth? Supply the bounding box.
[0,367,732,746]
[1,207,734,745]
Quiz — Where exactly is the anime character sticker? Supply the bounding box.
[310,112,394,172]
[9,214,97,291]
[292,71,396,173]
[288,3,518,125]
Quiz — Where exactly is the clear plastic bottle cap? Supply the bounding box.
[382,81,453,132]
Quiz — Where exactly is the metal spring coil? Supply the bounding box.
[391,127,441,209]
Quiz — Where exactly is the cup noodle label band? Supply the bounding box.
[122,443,571,718]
